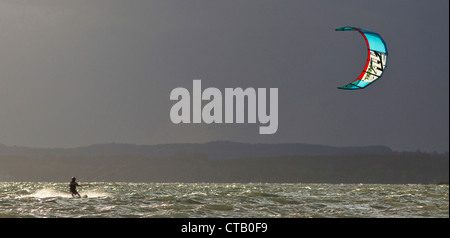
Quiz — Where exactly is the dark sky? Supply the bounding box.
[0,0,448,152]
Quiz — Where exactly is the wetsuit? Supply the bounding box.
[70,181,80,197]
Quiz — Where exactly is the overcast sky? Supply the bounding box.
[0,0,448,152]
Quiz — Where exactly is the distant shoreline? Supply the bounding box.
[1,141,448,184]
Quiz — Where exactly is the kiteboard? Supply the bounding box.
[72,194,88,198]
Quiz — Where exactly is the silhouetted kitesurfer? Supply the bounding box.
[70,177,81,198]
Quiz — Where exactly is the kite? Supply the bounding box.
[336,26,388,90]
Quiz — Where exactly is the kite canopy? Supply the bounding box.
[336,26,388,90]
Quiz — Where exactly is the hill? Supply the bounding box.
[0,142,447,184]
[0,141,393,159]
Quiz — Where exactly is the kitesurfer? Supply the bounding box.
[69,177,81,198]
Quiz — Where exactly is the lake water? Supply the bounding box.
[0,182,448,218]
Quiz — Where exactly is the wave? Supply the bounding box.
[24,188,110,199]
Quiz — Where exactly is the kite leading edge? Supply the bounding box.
[336,26,388,90]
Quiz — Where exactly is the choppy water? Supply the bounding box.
[0,182,448,218]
